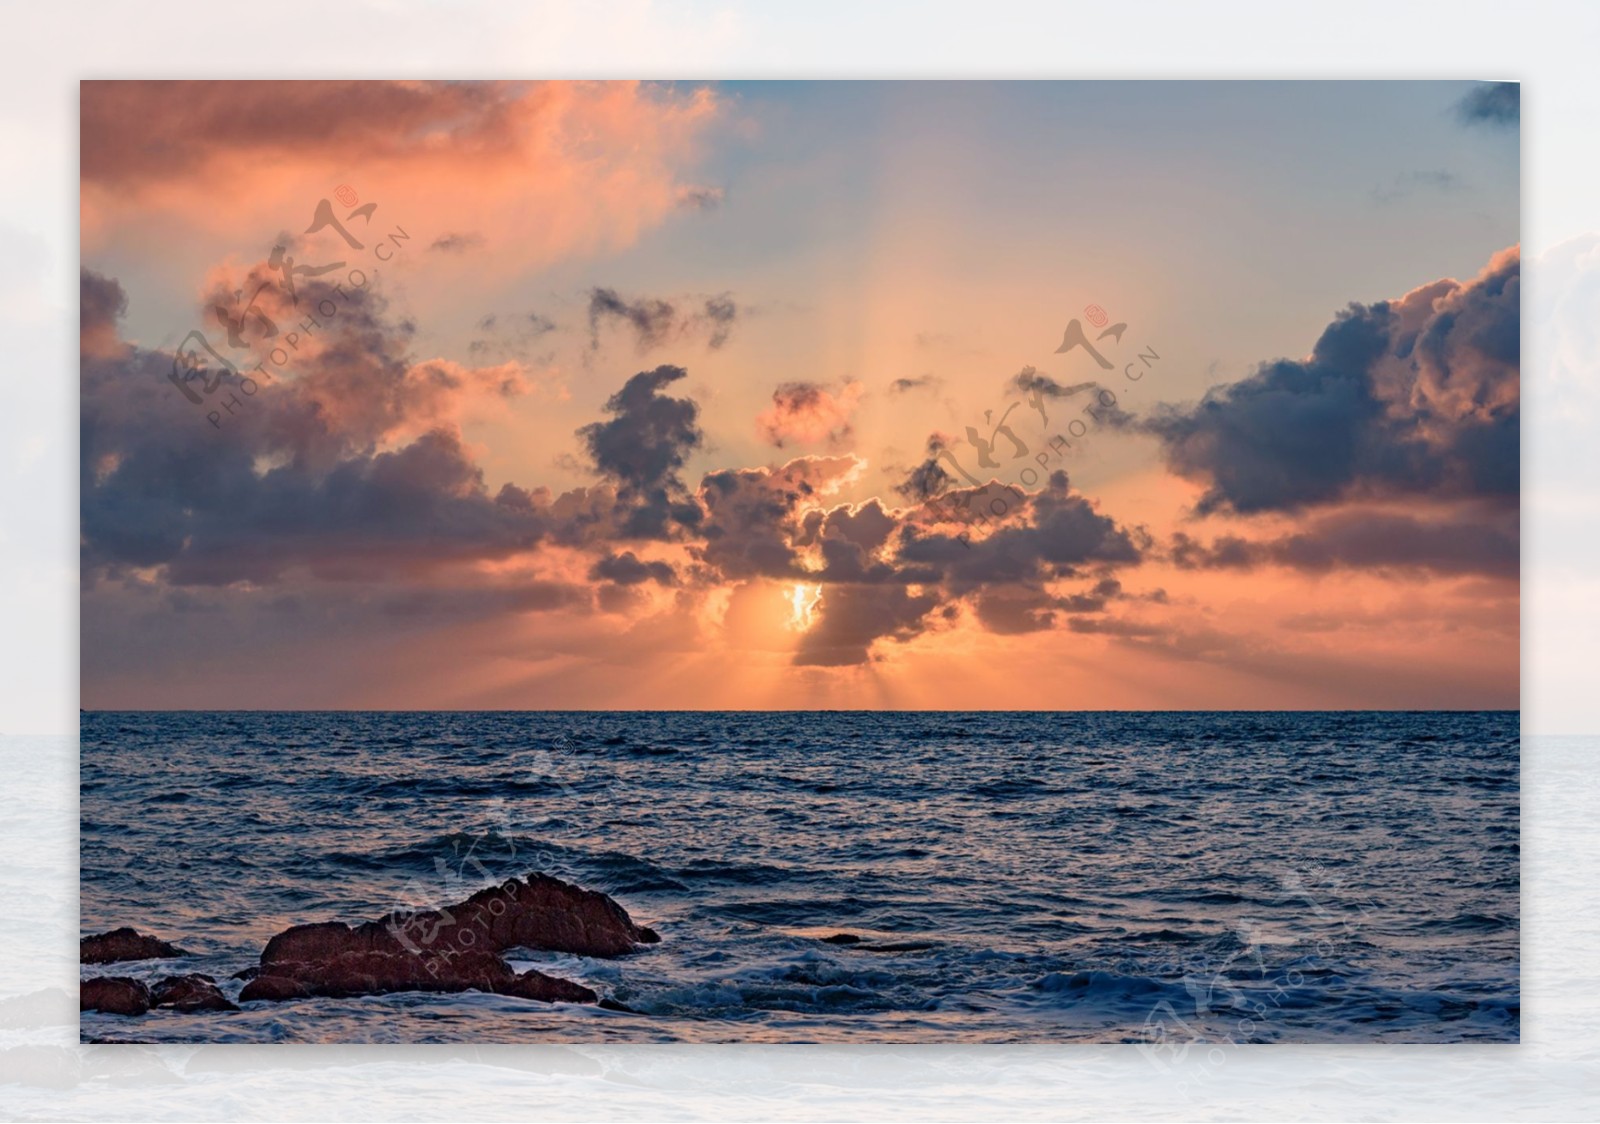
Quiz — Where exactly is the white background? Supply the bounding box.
[3,1,1596,1118]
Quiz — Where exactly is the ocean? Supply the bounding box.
[78,710,1519,1044]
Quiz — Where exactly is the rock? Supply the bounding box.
[260,873,658,967]
[240,948,595,1005]
[150,974,238,1012]
[239,873,652,1006]
[235,974,313,1002]
[818,933,935,952]
[498,968,598,1005]
[79,976,151,1016]
[80,927,190,964]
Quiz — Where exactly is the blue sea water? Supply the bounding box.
[78,711,1519,1044]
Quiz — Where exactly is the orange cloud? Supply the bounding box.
[755,380,864,448]
[81,80,725,281]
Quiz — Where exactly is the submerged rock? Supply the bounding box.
[79,976,151,1016]
[80,927,190,964]
[151,974,238,1012]
[816,933,936,953]
[240,873,654,1006]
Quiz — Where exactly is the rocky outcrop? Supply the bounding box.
[79,976,151,1016]
[79,875,654,1012]
[81,973,235,1015]
[80,927,190,964]
[260,873,659,966]
[150,974,237,1012]
[238,873,655,1006]
[240,948,595,1004]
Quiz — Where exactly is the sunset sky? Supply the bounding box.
[79,80,1520,710]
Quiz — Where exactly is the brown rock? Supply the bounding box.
[239,873,650,1006]
[260,873,658,968]
[501,970,597,1004]
[150,974,238,1012]
[441,872,662,956]
[80,976,151,1016]
[234,974,312,1002]
[240,947,596,1005]
[80,927,190,964]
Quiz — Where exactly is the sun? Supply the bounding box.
[786,583,822,631]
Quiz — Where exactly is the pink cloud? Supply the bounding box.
[755,380,863,448]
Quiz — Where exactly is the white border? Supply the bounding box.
[3,1,1593,1117]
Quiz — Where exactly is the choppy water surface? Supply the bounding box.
[79,711,1518,1043]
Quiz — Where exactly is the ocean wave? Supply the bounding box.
[79,709,1521,1043]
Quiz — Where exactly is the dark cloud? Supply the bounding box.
[588,289,675,350]
[429,232,485,253]
[587,288,739,352]
[84,401,552,587]
[468,310,557,361]
[793,584,941,667]
[80,267,562,587]
[689,456,1147,662]
[894,435,959,504]
[589,551,679,586]
[899,472,1144,590]
[971,576,1125,635]
[1456,82,1519,128]
[787,467,1152,656]
[1168,508,1518,580]
[80,268,128,358]
[889,374,941,394]
[695,456,859,581]
[676,186,725,211]
[1144,248,1519,515]
[1011,367,1096,400]
[807,501,902,583]
[83,266,715,591]
[376,580,593,618]
[703,295,737,346]
[690,457,1147,664]
[577,364,705,538]
[1009,367,1131,429]
[818,500,896,554]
